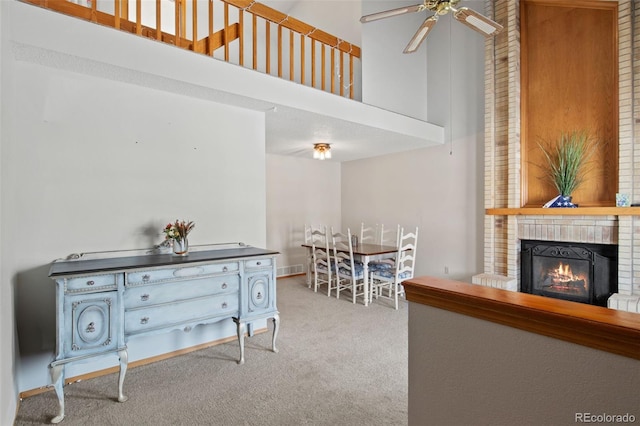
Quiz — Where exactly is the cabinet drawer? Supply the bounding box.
[124,275,240,309]
[65,273,119,294]
[245,258,272,269]
[126,262,239,286]
[124,294,238,335]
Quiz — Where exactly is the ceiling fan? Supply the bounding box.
[360,0,503,54]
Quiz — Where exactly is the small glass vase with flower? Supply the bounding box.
[163,220,195,255]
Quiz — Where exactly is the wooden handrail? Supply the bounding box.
[20,0,360,99]
[404,276,640,361]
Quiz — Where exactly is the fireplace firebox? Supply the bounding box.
[520,240,617,306]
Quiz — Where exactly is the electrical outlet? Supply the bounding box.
[444,266,449,274]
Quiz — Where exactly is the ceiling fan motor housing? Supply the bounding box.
[431,0,461,15]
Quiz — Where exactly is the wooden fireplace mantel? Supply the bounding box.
[486,207,640,216]
[403,276,640,361]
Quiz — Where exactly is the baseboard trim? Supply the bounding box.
[19,328,267,399]
[278,272,306,278]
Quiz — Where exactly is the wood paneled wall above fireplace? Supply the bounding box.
[521,0,618,207]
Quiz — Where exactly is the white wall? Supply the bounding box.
[342,2,485,281]
[0,0,13,422]
[360,0,428,120]
[2,1,267,415]
[266,154,341,273]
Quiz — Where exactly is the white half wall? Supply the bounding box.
[409,302,640,425]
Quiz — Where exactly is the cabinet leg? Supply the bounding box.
[49,364,65,424]
[235,320,245,365]
[117,348,129,403]
[271,314,280,353]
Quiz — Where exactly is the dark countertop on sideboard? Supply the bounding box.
[49,246,279,277]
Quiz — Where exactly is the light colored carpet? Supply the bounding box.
[14,275,408,425]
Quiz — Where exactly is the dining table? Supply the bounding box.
[302,242,398,306]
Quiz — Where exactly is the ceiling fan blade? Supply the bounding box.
[360,4,424,23]
[403,15,438,54]
[453,7,503,36]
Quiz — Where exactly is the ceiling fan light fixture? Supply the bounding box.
[454,7,503,36]
[403,16,438,53]
[313,143,331,160]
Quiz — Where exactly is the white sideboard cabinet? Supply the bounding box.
[48,243,279,424]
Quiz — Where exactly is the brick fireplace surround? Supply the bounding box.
[476,0,640,313]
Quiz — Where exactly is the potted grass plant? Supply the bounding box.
[539,130,598,208]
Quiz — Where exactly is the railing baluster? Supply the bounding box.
[135,0,141,34]
[180,0,186,40]
[114,0,121,29]
[300,34,305,86]
[277,24,282,78]
[224,3,229,61]
[192,0,197,51]
[311,40,316,89]
[121,0,129,20]
[330,48,335,94]
[174,0,180,46]
[208,0,214,55]
[239,9,244,65]
[252,14,257,70]
[289,31,294,81]
[155,0,161,40]
[339,50,344,97]
[266,21,271,74]
[349,54,354,99]
[90,0,97,22]
[321,44,326,92]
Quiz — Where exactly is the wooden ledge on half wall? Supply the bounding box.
[485,207,640,216]
[403,276,640,361]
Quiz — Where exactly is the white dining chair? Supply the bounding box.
[380,223,400,246]
[370,226,418,309]
[310,226,332,295]
[368,223,400,273]
[305,224,320,288]
[331,228,366,304]
[360,222,379,244]
[304,223,313,245]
